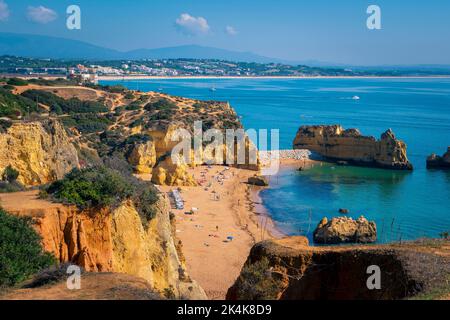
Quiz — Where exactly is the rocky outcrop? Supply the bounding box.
[227,237,450,300]
[8,192,206,299]
[143,126,260,186]
[313,216,377,244]
[293,125,412,170]
[127,140,157,174]
[151,155,197,187]
[427,147,450,169]
[247,175,269,186]
[0,120,79,186]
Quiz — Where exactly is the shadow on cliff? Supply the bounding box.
[227,237,450,300]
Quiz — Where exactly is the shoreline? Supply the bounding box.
[158,165,282,299]
[99,75,450,81]
[157,152,313,299]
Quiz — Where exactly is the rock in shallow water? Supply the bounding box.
[313,216,377,244]
[247,175,269,186]
[426,147,450,169]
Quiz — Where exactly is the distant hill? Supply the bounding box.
[0,32,282,63]
[126,45,278,63]
[0,33,121,60]
[1,33,449,71]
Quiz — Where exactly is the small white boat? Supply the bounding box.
[210,87,217,92]
[352,95,360,100]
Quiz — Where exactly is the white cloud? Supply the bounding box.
[27,6,57,24]
[0,0,10,22]
[175,13,210,36]
[225,25,238,36]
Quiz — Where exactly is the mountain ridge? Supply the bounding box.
[0,32,287,64]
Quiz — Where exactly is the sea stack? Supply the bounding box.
[427,147,450,169]
[313,216,377,244]
[293,125,413,170]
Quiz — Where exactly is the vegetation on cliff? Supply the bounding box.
[0,208,55,287]
[21,90,109,115]
[0,165,24,193]
[43,166,159,223]
[0,87,39,119]
[230,257,284,300]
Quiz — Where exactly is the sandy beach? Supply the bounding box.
[158,165,281,299]
[157,152,313,299]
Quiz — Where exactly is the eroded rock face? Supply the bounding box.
[427,147,450,169]
[10,193,206,299]
[0,120,79,186]
[247,175,269,186]
[313,216,377,244]
[293,125,413,170]
[127,140,157,174]
[151,155,197,186]
[111,196,205,299]
[227,237,450,300]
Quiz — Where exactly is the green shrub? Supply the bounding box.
[0,88,38,119]
[0,119,12,133]
[2,84,15,91]
[0,181,24,193]
[144,98,177,112]
[62,114,112,133]
[2,165,19,183]
[231,257,284,300]
[124,92,135,100]
[44,167,160,223]
[21,90,109,114]
[134,188,159,221]
[45,167,134,209]
[6,78,28,86]
[0,208,56,287]
[125,103,141,111]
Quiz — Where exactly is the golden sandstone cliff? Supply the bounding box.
[0,120,79,186]
[2,192,206,299]
[293,125,413,170]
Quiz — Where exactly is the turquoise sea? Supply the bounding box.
[102,78,450,243]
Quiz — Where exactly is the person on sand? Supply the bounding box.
[216,225,219,232]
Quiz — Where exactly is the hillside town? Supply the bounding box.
[3,55,445,81]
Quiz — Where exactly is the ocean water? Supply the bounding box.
[102,78,450,243]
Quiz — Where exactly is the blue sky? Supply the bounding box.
[0,0,449,65]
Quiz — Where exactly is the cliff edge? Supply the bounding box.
[0,191,206,299]
[227,237,450,300]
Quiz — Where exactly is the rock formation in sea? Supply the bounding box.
[313,216,377,244]
[227,236,450,300]
[247,175,269,186]
[427,147,450,169]
[293,125,413,170]
[0,120,79,186]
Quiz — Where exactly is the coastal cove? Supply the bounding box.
[102,78,450,244]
